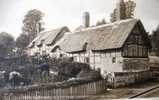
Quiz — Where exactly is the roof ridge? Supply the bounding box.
[57,18,141,52]
[38,26,68,35]
[74,18,139,33]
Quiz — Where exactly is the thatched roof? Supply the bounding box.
[56,19,151,53]
[28,26,70,48]
[59,31,91,52]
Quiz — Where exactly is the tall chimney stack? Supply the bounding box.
[83,12,90,28]
[116,0,126,21]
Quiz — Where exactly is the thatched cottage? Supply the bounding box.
[52,19,151,75]
[27,26,69,56]
[49,18,152,87]
[27,0,152,87]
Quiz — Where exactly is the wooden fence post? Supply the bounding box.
[1,80,107,100]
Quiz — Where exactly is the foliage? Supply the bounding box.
[0,32,15,58]
[110,0,136,22]
[16,33,30,54]
[0,55,102,88]
[110,8,118,22]
[96,18,107,26]
[150,26,159,56]
[22,9,44,43]
[125,0,136,18]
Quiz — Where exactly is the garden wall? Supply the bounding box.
[113,70,152,88]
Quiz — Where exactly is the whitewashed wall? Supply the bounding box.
[69,50,124,75]
[90,51,123,75]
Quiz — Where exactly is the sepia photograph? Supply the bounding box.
[0,0,159,100]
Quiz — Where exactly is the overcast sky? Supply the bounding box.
[0,0,159,38]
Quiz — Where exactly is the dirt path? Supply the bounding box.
[86,79,159,100]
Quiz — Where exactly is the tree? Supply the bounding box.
[22,9,44,43]
[110,8,117,22]
[0,32,15,58]
[110,0,136,22]
[16,33,30,54]
[150,25,159,56]
[125,0,136,18]
[96,18,107,26]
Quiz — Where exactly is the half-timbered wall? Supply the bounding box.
[28,46,40,56]
[92,50,123,74]
[70,50,123,74]
[71,51,89,64]
[122,25,148,58]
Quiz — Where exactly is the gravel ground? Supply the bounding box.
[86,79,159,100]
[29,79,159,100]
[139,88,159,98]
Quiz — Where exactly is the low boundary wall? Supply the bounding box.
[108,70,152,88]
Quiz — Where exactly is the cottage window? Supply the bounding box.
[112,57,116,63]
[84,57,90,63]
[59,54,63,57]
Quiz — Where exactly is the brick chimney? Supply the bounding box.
[83,12,90,28]
[116,0,126,21]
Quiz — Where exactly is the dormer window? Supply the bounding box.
[37,40,44,47]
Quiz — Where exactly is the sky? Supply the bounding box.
[0,0,159,38]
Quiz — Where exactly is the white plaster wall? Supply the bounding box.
[35,44,52,56]
[72,52,87,63]
[93,52,124,75]
[50,49,148,75]
[69,51,124,75]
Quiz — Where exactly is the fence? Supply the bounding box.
[2,80,107,100]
